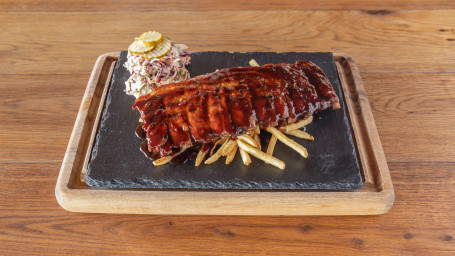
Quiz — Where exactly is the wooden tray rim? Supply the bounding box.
[55,52,394,215]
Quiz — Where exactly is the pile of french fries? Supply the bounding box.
[153,59,315,170]
[154,115,314,170]
[190,116,314,170]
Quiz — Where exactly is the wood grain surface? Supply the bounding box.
[0,1,454,255]
[1,0,455,11]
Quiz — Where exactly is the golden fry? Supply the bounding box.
[195,150,208,166]
[280,116,313,132]
[239,147,252,166]
[154,147,187,166]
[210,137,228,156]
[266,135,278,155]
[249,59,260,67]
[255,125,260,134]
[253,133,261,151]
[266,126,308,158]
[222,139,237,156]
[225,144,238,164]
[285,130,314,141]
[238,134,257,148]
[237,140,285,170]
[153,155,174,166]
[205,139,229,164]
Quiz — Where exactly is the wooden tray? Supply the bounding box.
[55,52,394,215]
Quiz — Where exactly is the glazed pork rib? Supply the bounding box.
[133,60,340,157]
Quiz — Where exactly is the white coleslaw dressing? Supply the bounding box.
[124,43,191,98]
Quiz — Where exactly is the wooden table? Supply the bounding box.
[1,1,454,255]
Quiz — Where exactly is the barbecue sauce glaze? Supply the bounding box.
[133,61,339,157]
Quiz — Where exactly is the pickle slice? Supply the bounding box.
[139,31,163,47]
[128,39,154,54]
[142,37,172,59]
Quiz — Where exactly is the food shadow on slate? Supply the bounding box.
[86,51,363,190]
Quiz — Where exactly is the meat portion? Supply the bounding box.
[133,61,340,156]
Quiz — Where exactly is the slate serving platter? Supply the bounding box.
[86,51,362,190]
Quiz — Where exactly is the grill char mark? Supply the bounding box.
[162,89,192,147]
[298,61,340,109]
[186,90,212,142]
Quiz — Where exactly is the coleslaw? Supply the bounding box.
[124,42,191,98]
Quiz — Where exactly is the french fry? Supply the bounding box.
[205,139,229,164]
[195,150,208,166]
[153,155,174,166]
[222,139,237,156]
[285,130,314,141]
[253,132,261,151]
[239,147,252,165]
[237,140,285,170]
[238,134,257,148]
[210,137,227,156]
[249,59,260,67]
[266,126,308,158]
[280,116,313,132]
[266,135,278,155]
[153,147,187,166]
[255,125,260,134]
[225,144,238,164]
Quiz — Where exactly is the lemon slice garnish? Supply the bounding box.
[128,39,154,54]
[139,31,163,47]
[142,37,172,59]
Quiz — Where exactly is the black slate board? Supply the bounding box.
[86,51,363,190]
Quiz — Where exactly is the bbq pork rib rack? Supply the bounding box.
[133,60,341,157]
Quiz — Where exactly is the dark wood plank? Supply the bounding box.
[0,162,453,255]
[0,11,454,76]
[1,0,454,12]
